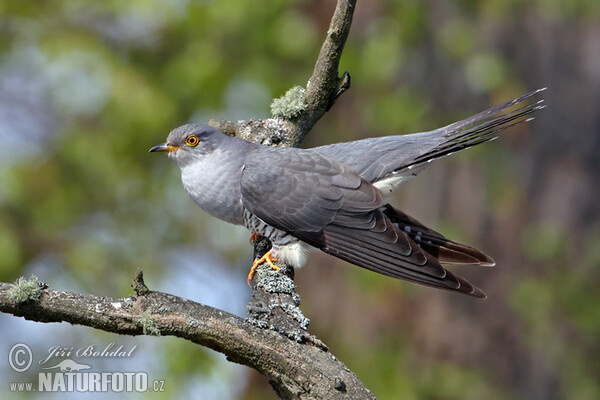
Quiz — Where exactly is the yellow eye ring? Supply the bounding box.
[185,135,199,147]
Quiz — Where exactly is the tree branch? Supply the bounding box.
[0,274,374,399]
[2,1,367,398]
[209,0,356,148]
[298,0,356,140]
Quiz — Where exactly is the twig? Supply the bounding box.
[209,0,357,148]
[294,0,356,144]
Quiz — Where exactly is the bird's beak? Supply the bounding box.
[149,143,178,153]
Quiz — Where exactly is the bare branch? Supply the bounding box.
[0,274,374,399]
[294,0,356,141]
[210,0,357,148]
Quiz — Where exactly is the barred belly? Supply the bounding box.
[243,209,309,268]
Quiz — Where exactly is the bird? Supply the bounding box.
[150,88,545,298]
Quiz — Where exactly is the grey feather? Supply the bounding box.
[314,88,546,187]
[151,89,546,298]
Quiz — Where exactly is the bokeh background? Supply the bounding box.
[1,0,599,399]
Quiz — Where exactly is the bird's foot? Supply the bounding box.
[247,250,280,287]
[249,232,260,245]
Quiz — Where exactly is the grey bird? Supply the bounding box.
[150,88,545,298]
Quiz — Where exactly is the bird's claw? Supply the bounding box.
[249,232,260,245]
[247,250,280,287]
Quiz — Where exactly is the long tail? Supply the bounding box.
[314,88,546,186]
[398,88,547,172]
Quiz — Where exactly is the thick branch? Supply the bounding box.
[0,277,374,399]
[0,261,373,399]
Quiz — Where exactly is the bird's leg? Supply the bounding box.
[249,232,260,245]
[247,250,280,286]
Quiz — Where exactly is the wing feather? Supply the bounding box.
[241,148,488,298]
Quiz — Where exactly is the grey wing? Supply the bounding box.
[314,88,546,185]
[240,149,486,298]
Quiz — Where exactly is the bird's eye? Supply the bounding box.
[185,135,199,147]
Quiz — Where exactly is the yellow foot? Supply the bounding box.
[247,250,280,287]
[249,232,260,245]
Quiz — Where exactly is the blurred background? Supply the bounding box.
[1,0,599,399]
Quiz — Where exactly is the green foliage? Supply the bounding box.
[0,221,23,280]
[365,88,430,133]
[521,222,569,263]
[464,52,509,91]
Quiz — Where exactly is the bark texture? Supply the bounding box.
[0,274,374,399]
[0,1,376,399]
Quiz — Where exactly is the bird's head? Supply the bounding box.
[149,124,224,168]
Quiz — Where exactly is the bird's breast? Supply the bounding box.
[180,156,245,225]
